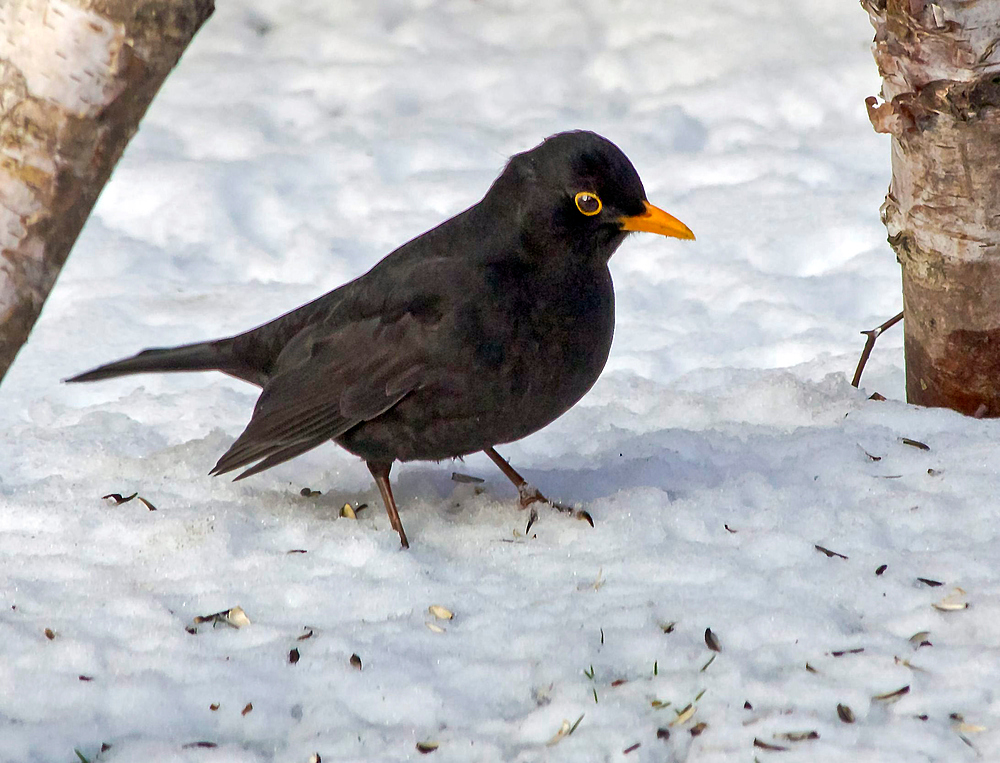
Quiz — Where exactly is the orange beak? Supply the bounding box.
[619,201,695,240]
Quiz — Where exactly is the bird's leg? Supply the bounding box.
[483,447,594,528]
[483,446,549,508]
[367,461,409,549]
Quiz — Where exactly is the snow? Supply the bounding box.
[2,1,998,761]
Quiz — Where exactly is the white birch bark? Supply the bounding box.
[0,0,213,384]
[863,0,1000,414]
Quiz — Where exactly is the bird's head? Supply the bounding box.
[494,131,694,264]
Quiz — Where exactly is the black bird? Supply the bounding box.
[68,131,694,547]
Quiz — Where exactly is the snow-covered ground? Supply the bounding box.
[4,1,999,761]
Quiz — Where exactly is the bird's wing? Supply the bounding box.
[210,312,431,479]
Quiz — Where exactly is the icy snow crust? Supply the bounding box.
[3,1,999,761]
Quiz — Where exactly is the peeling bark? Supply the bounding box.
[862,0,1000,415]
[0,0,213,385]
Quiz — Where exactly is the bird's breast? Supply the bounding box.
[450,262,615,436]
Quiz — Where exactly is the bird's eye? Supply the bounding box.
[574,191,602,216]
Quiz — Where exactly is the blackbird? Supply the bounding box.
[68,130,694,547]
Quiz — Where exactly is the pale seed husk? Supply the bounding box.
[226,607,251,628]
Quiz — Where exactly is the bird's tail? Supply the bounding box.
[66,340,238,383]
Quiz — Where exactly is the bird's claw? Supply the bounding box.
[517,483,593,527]
[525,507,539,535]
[517,482,548,509]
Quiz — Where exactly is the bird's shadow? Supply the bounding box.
[371,425,780,509]
[268,420,844,529]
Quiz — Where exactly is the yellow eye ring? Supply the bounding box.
[574,191,602,216]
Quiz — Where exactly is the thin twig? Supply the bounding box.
[852,311,904,388]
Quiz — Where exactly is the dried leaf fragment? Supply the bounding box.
[428,605,454,620]
[576,509,595,527]
[309,755,322,763]
[917,577,943,587]
[182,742,217,749]
[451,472,484,484]
[700,654,716,672]
[753,738,787,751]
[102,492,137,505]
[830,648,864,657]
[44,628,55,640]
[894,656,927,672]
[241,702,253,716]
[297,628,315,640]
[872,685,910,703]
[660,621,677,634]
[137,496,157,511]
[860,446,882,461]
[656,727,670,740]
[705,627,721,652]
[350,653,362,670]
[901,438,930,451]
[210,703,220,711]
[340,503,356,519]
[837,704,855,723]
[416,741,439,754]
[425,622,445,634]
[690,722,707,737]
[814,545,848,560]
[623,742,641,754]
[776,731,819,742]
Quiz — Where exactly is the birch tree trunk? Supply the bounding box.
[862,1,1000,416]
[0,0,213,385]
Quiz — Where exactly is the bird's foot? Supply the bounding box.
[517,482,550,509]
[518,483,594,529]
